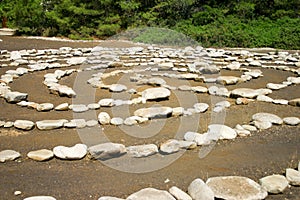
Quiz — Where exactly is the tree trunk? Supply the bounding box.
[2,16,7,28]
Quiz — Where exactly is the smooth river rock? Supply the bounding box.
[286,168,300,186]
[252,112,283,125]
[207,124,237,140]
[259,174,289,194]
[0,150,21,162]
[14,120,35,130]
[27,149,54,161]
[53,144,87,160]
[169,186,192,200]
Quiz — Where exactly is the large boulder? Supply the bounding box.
[207,176,268,200]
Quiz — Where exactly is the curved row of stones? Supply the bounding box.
[4,148,300,200]
[1,45,300,112]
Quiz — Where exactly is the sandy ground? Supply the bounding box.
[0,36,299,200]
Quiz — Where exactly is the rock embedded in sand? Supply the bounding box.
[23,196,56,200]
[283,117,300,126]
[142,87,171,101]
[53,144,87,160]
[110,117,124,126]
[71,104,89,113]
[98,197,124,200]
[98,112,111,125]
[289,98,300,106]
[4,91,28,103]
[286,168,300,186]
[127,188,176,200]
[55,103,69,111]
[193,103,209,113]
[230,88,259,99]
[36,119,67,130]
[188,178,214,200]
[259,174,289,194]
[14,120,35,130]
[126,144,158,158]
[134,106,173,119]
[36,103,54,112]
[27,149,54,161]
[89,142,126,160]
[0,150,21,162]
[109,84,127,92]
[207,176,267,200]
[169,186,192,200]
[160,139,180,154]
[207,124,237,140]
[252,113,283,125]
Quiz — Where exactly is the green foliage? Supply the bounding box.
[0,0,299,49]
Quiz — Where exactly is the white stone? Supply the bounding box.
[98,197,124,200]
[242,124,258,132]
[256,88,273,96]
[257,95,273,102]
[57,85,76,97]
[23,196,56,200]
[259,174,289,194]
[87,103,100,110]
[0,150,21,162]
[188,178,214,200]
[36,103,54,112]
[172,107,184,117]
[169,186,192,200]
[10,51,22,60]
[217,76,240,85]
[36,119,67,130]
[208,124,237,140]
[55,103,69,111]
[142,87,171,100]
[272,99,288,105]
[109,84,127,92]
[70,119,86,128]
[199,65,220,74]
[98,98,115,107]
[27,149,54,161]
[230,88,259,99]
[283,117,300,126]
[14,120,35,130]
[208,86,230,97]
[127,188,176,200]
[267,83,287,90]
[287,77,300,84]
[160,139,180,154]
[123,117,138,126]
[98,112,111,125]
[126,144,158,158]
[244,70,263,78]
[86,120,99,127]
[193,103,209,113]
[252,113,283,125]
[191,86,208,93]
[208,176,267,200]
[286,168,300,186]
[178,140,197,149]
[178,85,192,91]
[249,61,262,67]
[236,98,254,105]
[4,91,28,103]
[110,117,124,126]
[147,77,166,86]
[67,57,86,65]
[53,144,87,160]
[89,143,126,160]
[134,107,173,119]
[158,62,174,70]
[252,120,273,130]
[71,104,88,113]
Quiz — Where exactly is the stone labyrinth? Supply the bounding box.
[0,39,300,199]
